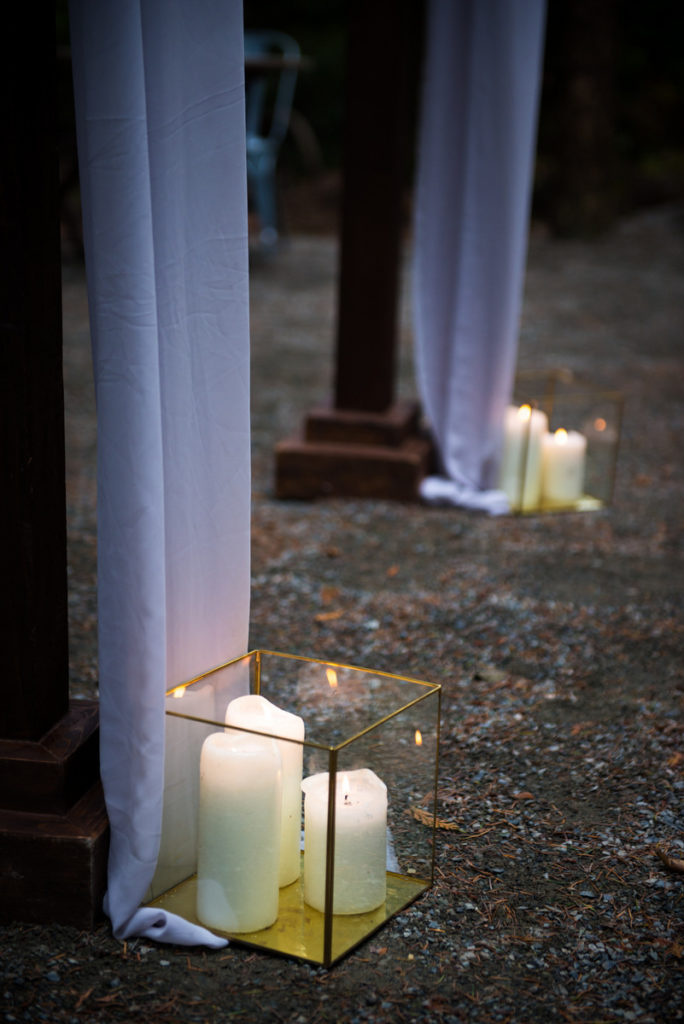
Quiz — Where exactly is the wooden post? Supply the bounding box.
[333,0,407,413]
[275,0,434,500]
[0,3,108,929]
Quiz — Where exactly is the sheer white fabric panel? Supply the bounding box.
[70,0,250,945]
[413,0,546,509]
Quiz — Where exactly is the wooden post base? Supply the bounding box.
[0,700,109,929]
[275,400,435,501]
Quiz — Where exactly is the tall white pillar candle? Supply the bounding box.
[196,731,282,933]
[541,428,587,505]
[225,694,305,887]
[301,768,387,915]
[499,404,548,511]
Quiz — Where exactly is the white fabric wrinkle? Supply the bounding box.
[146,85,247,143]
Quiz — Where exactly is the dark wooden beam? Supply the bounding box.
[334,0,410,412]
[0,700,101,816]
[1,1,69,741]
[0,784,109,930]
[275,434,431,502]
[0,2,108,929]
[275,0,434,500]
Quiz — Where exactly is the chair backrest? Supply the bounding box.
[244,30,300,148]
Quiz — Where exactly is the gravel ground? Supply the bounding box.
[1,202,682,1022]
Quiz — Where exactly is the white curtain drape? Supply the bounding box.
[70,0,251,945]
[413,0,546,513]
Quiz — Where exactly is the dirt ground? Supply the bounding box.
[1,190,682,1022]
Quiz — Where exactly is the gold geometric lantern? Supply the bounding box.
[499,369,624,513]
[147,650,441,967]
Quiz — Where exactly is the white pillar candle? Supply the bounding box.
[196,731,282,933]
[301,768,387,915]
[541,428,587,505]
[498,404,548,511]
[225,694,305,887]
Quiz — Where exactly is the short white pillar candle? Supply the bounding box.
[499,404,549,511]
[301,768,387,915]
[225,694,305,888]
[196,731,282,933]
[541,427,587,505]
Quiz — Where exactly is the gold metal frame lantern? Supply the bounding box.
[499,369,624,514]
[146,650,441,967]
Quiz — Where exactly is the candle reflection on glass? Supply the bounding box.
[152,681,215,896]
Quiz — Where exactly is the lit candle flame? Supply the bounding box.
[554,428,568,444]
[173,685,187,699]
[326,668,338,689]
[342,774,351,803]
[594,417,607,432]
[517,404,532,421]
[415,729,423,746]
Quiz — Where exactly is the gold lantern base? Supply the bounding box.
[527,494,605,515]
[149,856,429,966]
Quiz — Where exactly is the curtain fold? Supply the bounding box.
[70,0,251,945]
[413,0,546,512]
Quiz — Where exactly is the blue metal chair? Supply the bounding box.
[244,30,301,248]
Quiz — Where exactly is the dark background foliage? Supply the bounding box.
[242,0,684,236]
[55,0,684,240]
